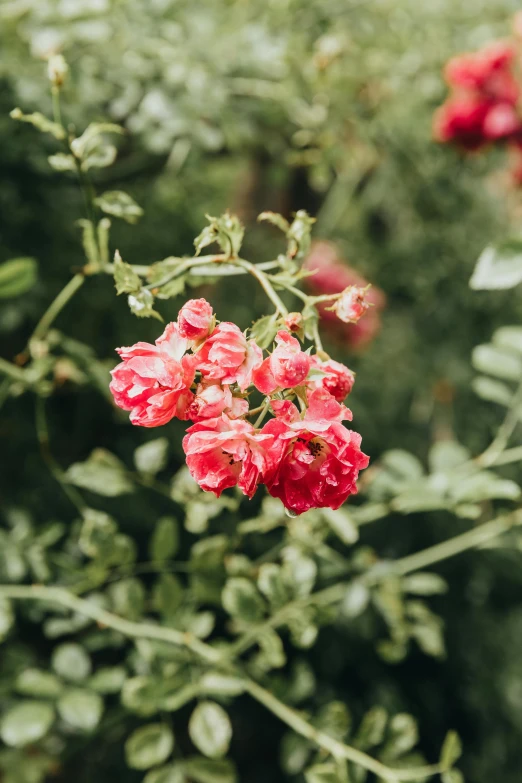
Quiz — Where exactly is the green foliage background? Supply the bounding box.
[1,1,522,782]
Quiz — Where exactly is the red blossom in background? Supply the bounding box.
[434,32,522,183]
[109,294,368,514]
[304,241,385,349]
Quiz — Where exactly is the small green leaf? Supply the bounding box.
[125,724,175,770]
[470,240,522,290]
[48,153,77,172]
[189,701,232,759]
[152,573,183,618]
[79,508,118,559]
[135,438,169,476]
[440,731,462,770]
[114,250,141,295]
[402,573,448,595]
[355,706,388,749]
[341,582,370,618]
[52,643,92,682]
[0,257,37,299]
[10,107,65,139]
[381,712,418,759]
[442,770,464,783]
[257,563,290,609]
[57,688,104,731]
[143,765,184,783]
[95,191,144,223]
[198,672,246,697]
[472,376,513,406]
[257,211,290,233]
[109,578,145,621]
[181,757,237,783]
[304,763,339,783]
[472,344,522,381]
[221,578,266,622]
[302,302,319,341]
[149,516,179,562]
[321,507,359,544]
[1,701,55,747]
[287,210,315,260]
[15,668,63,698]
[194,213,244,258]
[249,314,279,349]
[280,732,311,775]
[88,666,127,694]
[65,448,134,497]
[128,289,162,320]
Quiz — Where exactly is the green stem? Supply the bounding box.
[244,680,442,782]
[233,258,289,316]
[489,445,522,466]
[0,584,220,664]
[51,85,62,127]
[30,273,85,344]
[476,378,522,468]
[35,396,86,515]
[254,398,272,428]
[0,584,444,782]
[0,357,30,384]
[225,508,522,660]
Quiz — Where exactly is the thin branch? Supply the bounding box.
[30,273,86,344]
[233,258,289,316]
[476,378,522,468]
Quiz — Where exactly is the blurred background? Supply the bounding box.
[2,1,522,782]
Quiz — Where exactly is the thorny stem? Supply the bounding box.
[0,584,445,782]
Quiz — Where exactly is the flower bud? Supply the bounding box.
[333,286,370,324]
[284,312,303,332]
[177,298,214,340]
[47,54,69,88]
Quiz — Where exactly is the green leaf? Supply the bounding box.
[181,757,237,783]
[109,578,145,621]
[125,724,175,770]
[57,688,104,731]
[198,672,246,697]
[470,241,522,290]
[0,701,55,747]
[440,731,462,770]
[381,450,424,480]
[189,702,232,759]
[472,376,513,407]
[52,643,92,682]
[472,344,522,381]
[88,666,127,694]
[0,258,37,299]
[152,573,184,619]
[150,516,180,562]
[428,441,470,473]
[114,250,141,295]
[442,771,464,783]
[341,582,370,618]
[95,191,144,223]
[304,763,339,783]
[15,669,63,698]
[249,314,279,349]
[286,210,315,260]
[194,213,244,258]
[302,302,319,341]
[402,573,448,595]
[321,507,359,544]
[257,211,290,233]
[128,288,162,320]
[280,732,311,775]
[221,578,266,622]
[257,564,291,609]
[493,325,522,354]
[135,438,169,476]
[314,702,351,741]
[78,219,100,266]
[143,765,184,783]
[65,448,134,497]
[382,713,418,759]
[79,508,118,559]
[48,153,76,172]
[355,706,388,749]
[10,107,65,139]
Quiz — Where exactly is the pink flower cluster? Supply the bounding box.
[110,298,369,514]
[434,41,522,151]
[304,241,385,349]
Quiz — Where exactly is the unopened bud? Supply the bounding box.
[333,286,371,324]
[47,54,69,88]
[284,312,303,332]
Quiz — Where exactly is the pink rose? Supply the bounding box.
[110,322,195,427]
[308,356,355,402]
[197,322,262,390]
[252,331,311,394]
[261,389,369,515]
[183,414,274,498]
[188,381,249,422]
[177,298,214,341]
[334,286,370,324]
[444,42,518,100]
